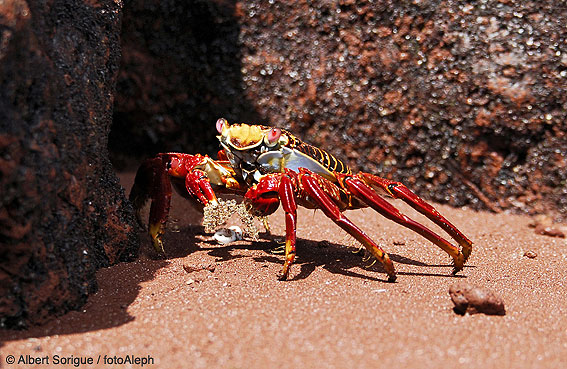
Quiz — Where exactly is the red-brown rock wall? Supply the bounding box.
[112,0,566,219]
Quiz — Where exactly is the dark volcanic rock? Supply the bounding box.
[0,0,138,328]
[111,0,262,163]
[112,0,567,221]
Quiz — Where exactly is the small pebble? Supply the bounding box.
[523,250,537,259]
[183,263,216,274]
[372,289,387,293]
[449,282,506,316]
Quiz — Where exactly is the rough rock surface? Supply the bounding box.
[449,282,506,315]
[112,0,567,221]
[0,0,138,328]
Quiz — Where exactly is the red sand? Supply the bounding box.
[1,173,566,368]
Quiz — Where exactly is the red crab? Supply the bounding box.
[130,118,473,281]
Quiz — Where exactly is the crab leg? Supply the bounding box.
[131,153,236,254]
[358,173,473,261]
[300,173,397,282]
[343,176,465,273]
[130,156,172,254]
[278,175,297,280]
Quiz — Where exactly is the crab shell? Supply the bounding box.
[216,118,337,184]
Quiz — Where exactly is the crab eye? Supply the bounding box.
[264,127,281,147]
[216,118,227,134]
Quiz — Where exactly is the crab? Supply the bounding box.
[130,118,472,282]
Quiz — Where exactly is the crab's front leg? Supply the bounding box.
[244,172,298,280]
[130,153,241,254]
[277,175,298,280]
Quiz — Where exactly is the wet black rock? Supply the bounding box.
[0,0,138,328]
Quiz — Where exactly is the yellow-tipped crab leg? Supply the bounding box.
[299,172,397,282]
[130,153,239,254]
[340,174,467,273]
[357,173,473,262]
[130,156,172,254]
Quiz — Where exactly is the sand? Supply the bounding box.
[1,173,566,368]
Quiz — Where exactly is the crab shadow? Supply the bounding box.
[185,226,471,283]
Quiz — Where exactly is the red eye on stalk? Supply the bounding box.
[216,118,227,134]
[265,127,281,146]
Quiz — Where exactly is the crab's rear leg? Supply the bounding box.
[340,175,466,273]
[358,173,473,262]
[300,173,397,282]
[130,156,173,254]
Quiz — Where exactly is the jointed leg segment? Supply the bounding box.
[130,157,173,253]
[300,173,397,282]
[343,176,466,273]
[357,173,473,263]
[278,175,297,280]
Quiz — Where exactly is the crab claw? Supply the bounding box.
[130,153,243,255]
[244,174,282,216]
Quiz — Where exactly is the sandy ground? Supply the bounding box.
[1,172,566,368]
